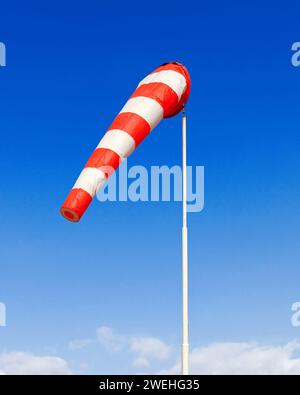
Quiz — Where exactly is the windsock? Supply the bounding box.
[60,62,191,222]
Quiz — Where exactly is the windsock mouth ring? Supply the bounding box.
[157,61,191,118]
[60,207,80,222]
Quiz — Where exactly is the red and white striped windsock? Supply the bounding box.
[60,62,191,222]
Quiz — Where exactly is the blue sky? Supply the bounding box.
[0,0,300,374]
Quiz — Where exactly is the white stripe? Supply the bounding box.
[73,167,106,197]
[97,129,135,158]
[119,97,163,130]
[138,70,187,100]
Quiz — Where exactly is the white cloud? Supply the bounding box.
[160,341,300,375]
[95,325,171,369]
[132,356,150,368]
[68,338,93,350]
[71,325,300,375]
[96,326,125,352]
[0,352,72,375]
[130,337,171,361]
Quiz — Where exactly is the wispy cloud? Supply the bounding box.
[68,338,93,350]
[96,326,125,352]
[132,356,150,368]
[3,339,300,374]
[130,336,171,367]
[96,325,171,368]
[67,325,300,374]
[69,325,172,369]
[0,352,72,375]
[160,341,300,375]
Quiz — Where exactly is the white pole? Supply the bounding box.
[181,108,189,375]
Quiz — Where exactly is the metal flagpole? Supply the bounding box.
[181,106,189,375]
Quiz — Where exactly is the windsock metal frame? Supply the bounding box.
[60,62,191,375]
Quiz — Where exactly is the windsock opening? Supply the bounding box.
[60,208,79,222]
[156,62,191,117]
[60,188,92,222]
[60,62,191,222]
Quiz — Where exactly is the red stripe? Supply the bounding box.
[131,82,179,118]
[84,148,121,177]
[108,113,151,146]
[60,188,92,222]
[150,63,191,116]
